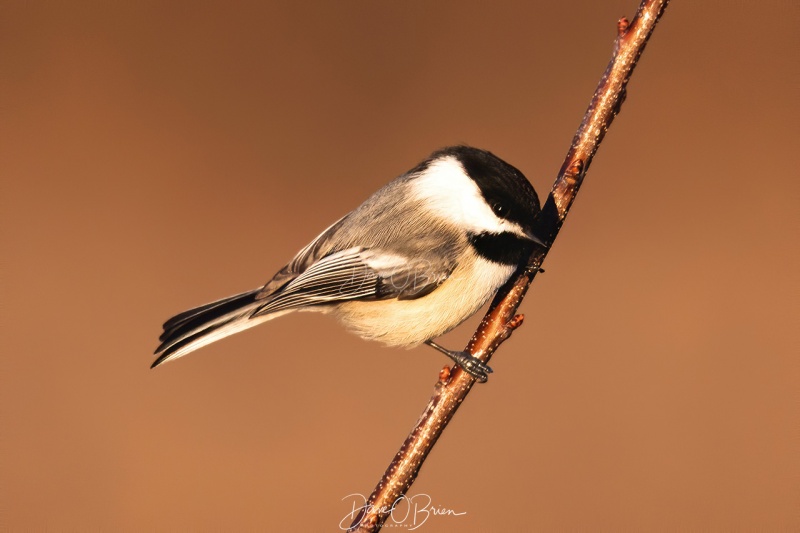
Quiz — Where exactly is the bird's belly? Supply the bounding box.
[333,257,515,347]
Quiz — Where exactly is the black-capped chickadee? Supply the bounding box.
[153,146,544,381]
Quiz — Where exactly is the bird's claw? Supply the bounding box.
[449,350,493,383]
[424,340,492,383]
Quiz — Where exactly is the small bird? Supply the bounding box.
[153,145,544,381]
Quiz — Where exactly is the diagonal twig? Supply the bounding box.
[348,1,671,531]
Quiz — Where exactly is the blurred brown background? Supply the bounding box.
[2,1,797,531]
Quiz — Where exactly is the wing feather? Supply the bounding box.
[251,248,378,316]
[256,215,350,299]
[250,246,455,318]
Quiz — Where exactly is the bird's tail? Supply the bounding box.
[152,289,280,368]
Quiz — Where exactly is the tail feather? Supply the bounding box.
[161,290,257,332]
[153,288,275,368]
[158,290,259,343]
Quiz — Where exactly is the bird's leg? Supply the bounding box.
[424,340,493,383]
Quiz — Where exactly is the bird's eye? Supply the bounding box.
[491,202,507,217]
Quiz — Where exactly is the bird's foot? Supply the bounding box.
[425,340,493,383]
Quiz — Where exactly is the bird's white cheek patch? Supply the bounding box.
[411,157,507,235]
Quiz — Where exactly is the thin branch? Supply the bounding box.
[348,1,671,531]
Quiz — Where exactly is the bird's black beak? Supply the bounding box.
[524,229,549,249]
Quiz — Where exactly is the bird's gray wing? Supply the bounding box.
[250,246,455,317]
[256,215,350,298]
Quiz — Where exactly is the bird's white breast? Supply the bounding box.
[333,253,515,347]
